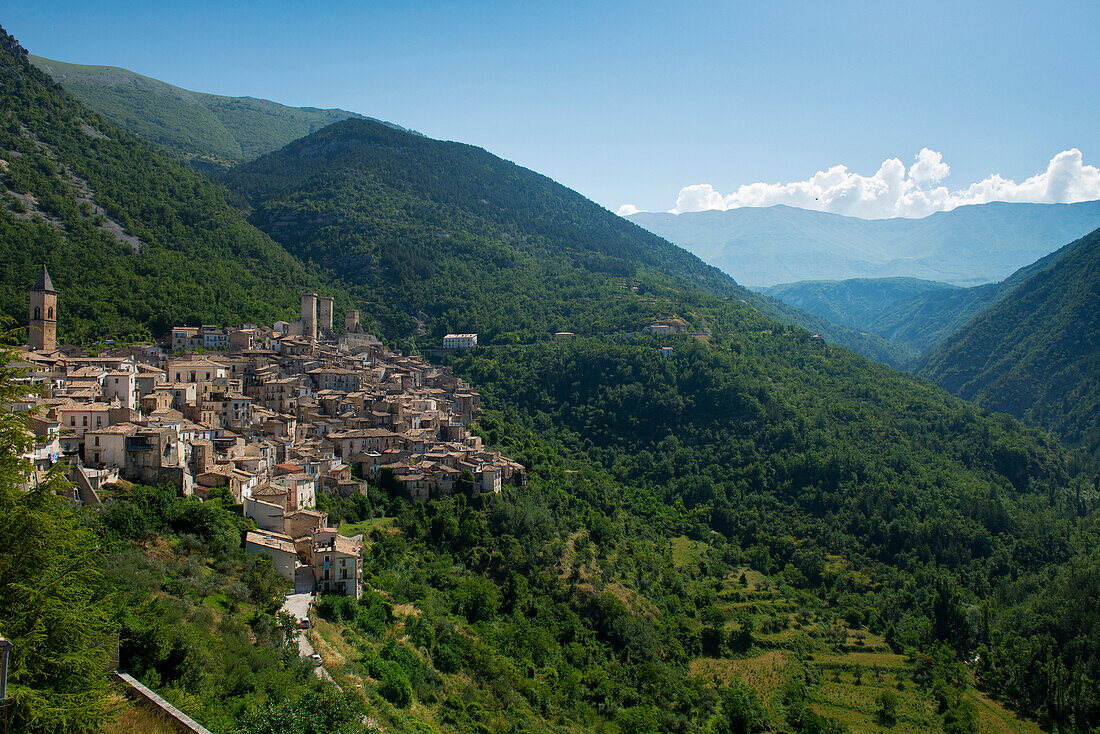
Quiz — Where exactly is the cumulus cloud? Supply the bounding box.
[616,203,642,216]
[621,149,1100,219]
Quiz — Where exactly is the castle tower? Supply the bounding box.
[319,296,334,337]
[301,292,318,340]
[29,265,57,352]
[345,310,361,333]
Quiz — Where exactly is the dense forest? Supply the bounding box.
[452,336,1100,730]
[30,55,386,168]
[2,20,1100,734]
[0,28,352,343]
[921,227,1100,459]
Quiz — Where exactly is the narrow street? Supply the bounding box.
[280,567,340,687]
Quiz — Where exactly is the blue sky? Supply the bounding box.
[7,1,1100,216]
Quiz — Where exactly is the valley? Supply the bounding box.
[1,20,1098,734]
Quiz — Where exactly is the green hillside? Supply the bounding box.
[21,55,913,361]
[921,227,1100,458]
[0,31,342,341]
[763,234,1088,362]
[219,116,913,364]
[3,24,1100,734]
[29,55,411,168]
[761,278,959,335]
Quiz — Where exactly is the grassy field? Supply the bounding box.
[682,562,1038,733]
[102,692,179,734]
[338,516,395,537]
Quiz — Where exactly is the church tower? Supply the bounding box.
[29,265,57,352]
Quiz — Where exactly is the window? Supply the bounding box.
[82,416,87,427]
[33,307,40,319]
[93,453,100,463]
[47,307,53,319]
[70,417,75,426]
[94,437,99,447]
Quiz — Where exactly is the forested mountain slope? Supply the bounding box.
[761,277,958,332]
[2,23,1100,734]
[29,55,412,168]
[0,29,347,342]
[450,332,1100,731]
[219,117,908,362]
[15,52,915,361]
[921,227,1100,458]
[629,201,1100,287]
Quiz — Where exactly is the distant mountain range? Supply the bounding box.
[29,55,414,168]
[628,201,1100,287]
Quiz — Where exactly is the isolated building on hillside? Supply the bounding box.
[442,333,478,350]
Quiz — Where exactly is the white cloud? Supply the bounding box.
[616,203,642,216]
[620,148,1100,219]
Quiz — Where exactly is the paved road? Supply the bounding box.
[283,592,312,624]
[279,588,340,687]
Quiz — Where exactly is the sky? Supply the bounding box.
[6,1,1100,218]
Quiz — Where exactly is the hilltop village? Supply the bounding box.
[14,268,523,598]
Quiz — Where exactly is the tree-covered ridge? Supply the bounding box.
[451,334,1100,730]
[920,227,1100,458]
[761,231,1090,364]
[215,116,909,359]
[0,28,342,342]
[29,55,412,168]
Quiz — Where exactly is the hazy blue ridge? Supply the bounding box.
[629,200,1100,288]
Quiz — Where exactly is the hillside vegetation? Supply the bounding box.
[29,55,410,167]
[3,23,1100,734]
[763,233,1089,361]
[219,116,912,363]
[0,31,352,342]
[921,227,1100,458]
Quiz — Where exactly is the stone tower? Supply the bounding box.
[345,310,361,333]
[301,292,318,340]
[319,296,334,337]
[29,265,57,352]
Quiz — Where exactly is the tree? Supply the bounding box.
[0,343,116,733]
[876,690,898,726]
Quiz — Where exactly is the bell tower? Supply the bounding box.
[29,265,57,352]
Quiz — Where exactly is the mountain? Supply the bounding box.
[22,56,918,363]
[761,277,958,334]
[29,55,412,168]
[628,201,1100,288]
[5,26,1100,733]
[921,227,1100,457]
[762,229,1089,359]
[217,116,906,363]
[0,32,339,341]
